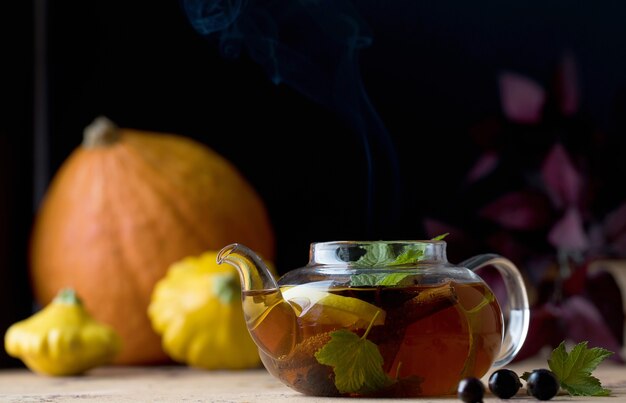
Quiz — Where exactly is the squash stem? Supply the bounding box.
[53,288,82,305]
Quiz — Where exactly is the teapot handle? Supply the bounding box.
[461,254,530,368]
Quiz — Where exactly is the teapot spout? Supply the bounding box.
[217,243,279,293]
[217,243,298,358]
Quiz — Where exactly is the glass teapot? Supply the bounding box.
[217,240,529,397]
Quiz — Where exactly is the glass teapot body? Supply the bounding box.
[219,240,529,397]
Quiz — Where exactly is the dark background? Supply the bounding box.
[3,1,626,366]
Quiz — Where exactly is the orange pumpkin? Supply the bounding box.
[29,116,275,364]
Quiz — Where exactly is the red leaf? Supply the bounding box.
[525,255,559,286]
[485,231,534,268]
[548,207,589,252]
[562,261,589,296]
[586,269,625,347]
[601,202,626,256]
[499,72,546,124]
[541,143,583,208]
[516,298,625,363]
[423,218,462,241]
[587,223,606,255]
[604,202,626,241]
[514,303,564,362]
[611,232,626,256]
[422,218,477,262]
[480,191,551,230]
[559,296,624,362]
[555,53,580,116]
[466,152,499,184]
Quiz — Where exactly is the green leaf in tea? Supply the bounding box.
[456,289,495,378]
[393,246,425,265]
[354,235,448,269]
[351,235,448,286]
[351,244,419,286]
[353,243,398,268]
[314,311,392,394]
[350,273,412,287]
[353,244,424,274]
[547,341,613,396]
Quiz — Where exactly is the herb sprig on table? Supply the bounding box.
[522,341,614,397]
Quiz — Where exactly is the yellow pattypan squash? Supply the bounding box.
[148,251,267,370]
[4,288,121,376]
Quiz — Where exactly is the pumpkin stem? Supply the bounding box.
[83,116,121,148]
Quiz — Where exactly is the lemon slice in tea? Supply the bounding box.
[282,284,386,328]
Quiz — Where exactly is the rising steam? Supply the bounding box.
[182,0,401,231]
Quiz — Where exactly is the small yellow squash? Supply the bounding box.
[30,116,275,364]
[4,288,121,376]
[148,251,262,369]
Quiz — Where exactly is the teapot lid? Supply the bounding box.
[308,240,448,267]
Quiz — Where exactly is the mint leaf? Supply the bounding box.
[548,341,614,396]
[354,243,425,268]
[315,312,392,394]
[393,246,425,265]
[350,237,447,286]
[351,244,424,286]
[350,273,412,287]
[353,243,396,268]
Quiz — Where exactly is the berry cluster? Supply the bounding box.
[457,368,560,402]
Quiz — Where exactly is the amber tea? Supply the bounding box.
[243,281,503,397]
[219,241,529,398]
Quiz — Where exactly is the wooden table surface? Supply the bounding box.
[0,357,624,402]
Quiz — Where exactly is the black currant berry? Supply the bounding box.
[488,369,522,399]
[457,377,485,403]
[526,369,560,400]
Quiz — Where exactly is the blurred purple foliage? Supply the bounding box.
[425,53,626,362]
